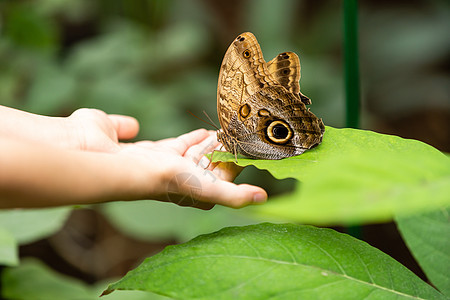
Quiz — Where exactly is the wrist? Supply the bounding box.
[0,105,80,149]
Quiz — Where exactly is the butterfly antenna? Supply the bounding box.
[202,110,220,129]
[187,110,219,130]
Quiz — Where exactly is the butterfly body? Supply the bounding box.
[217,32,324,160]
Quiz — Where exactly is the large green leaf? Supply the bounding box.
[0,227,18,266]
[396,207,450,297]
[0,207,71,244]
[1,258,167,300]
[212,126,450,225]
[103,223,444,299]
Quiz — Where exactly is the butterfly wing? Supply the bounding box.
[267,52,311,105]
[217,32,278,132]
[216,32,324,159]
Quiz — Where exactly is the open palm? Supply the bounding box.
[69,109,267,209]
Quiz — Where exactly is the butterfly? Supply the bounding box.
[216,32,324,160]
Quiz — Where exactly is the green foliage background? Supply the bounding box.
[0,0,449,299]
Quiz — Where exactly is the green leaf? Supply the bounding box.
[0,207,72,244]
[103,223,444,299]
[212,126,450,225]
[1,258,167,300]
[96,281,170,300]
[396,207,450,297]
[100,289,169,300]
[0,227,18,266]
[2,258,96,300]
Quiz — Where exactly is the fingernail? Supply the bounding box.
[253,193,267,203]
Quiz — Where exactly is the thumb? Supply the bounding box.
[108,114,140,140]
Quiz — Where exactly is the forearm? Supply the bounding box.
[0,138,153,208]
[0,105,75,149]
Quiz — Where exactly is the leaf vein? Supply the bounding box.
[145,254,429,299]
[265,235,298,264]
[351,246,375,284]
[308,240,347,275]
[241,237,262,258]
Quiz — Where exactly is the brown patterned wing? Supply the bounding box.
[217,32,278,131]
[216,32,325,160]
[266,52,311,105]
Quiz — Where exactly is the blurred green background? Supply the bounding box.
[0,0,449,294]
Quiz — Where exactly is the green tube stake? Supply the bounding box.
[344,0,362,239]
[344,0,360,129]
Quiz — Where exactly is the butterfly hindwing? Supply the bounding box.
[267,51,311,105]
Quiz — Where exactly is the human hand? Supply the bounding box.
[67,109,267,209]
[0,106,267,209]
[115,129,268,209]
[66,108,139,152]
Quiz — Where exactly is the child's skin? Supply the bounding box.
[0,106,267,209]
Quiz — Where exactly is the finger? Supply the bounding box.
[163,164,266,209]
[108,115,140,140]
[184,134,220,164]
[184,201,215,210]
[154,137,176,145]
[184,167,267,208]
[165,129,210,155]
[132,141,155,148]
[165,196,215,210]
[211,162,243,182]
[198,181,268,208]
